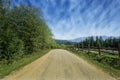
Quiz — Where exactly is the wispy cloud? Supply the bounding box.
[12,0,120,40]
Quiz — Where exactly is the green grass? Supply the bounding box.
[90,51,98,54]
[89,50,118,58]
[0,49,50,79]
[69,49,120,79]
[102,54,118,58]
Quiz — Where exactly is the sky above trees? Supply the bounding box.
[11,0,120,40]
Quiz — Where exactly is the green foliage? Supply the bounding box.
[0,29,24,64]
[75,36,120,49]
[69,49,120,77]
[0,1,56,64]
[74,36,120,58]
[0,49,50,78]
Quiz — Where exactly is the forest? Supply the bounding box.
[0,0,57,64]
[74,36,120,55]
[70,36,120,70]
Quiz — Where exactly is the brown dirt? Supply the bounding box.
[2,49,116,80]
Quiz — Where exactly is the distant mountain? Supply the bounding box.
[70,37,86,43]
[55,39,69,43]
[54,36,120,44]
[55,39,75,45]
[70,36,119,42]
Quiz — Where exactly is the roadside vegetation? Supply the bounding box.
[68,49,120,77]
[0,0,57,64]
[67,36,120,78]
[0,49,50,78]
[0,0,57,78]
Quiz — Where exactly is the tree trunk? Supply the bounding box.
[98,43,101,55]
[98,47,101,55]
[77,44,79,50]
[118,43,120,66]
[88,44,90,52]
[82,42,84,49]
[88,44,90,55]
[118,43,120,58]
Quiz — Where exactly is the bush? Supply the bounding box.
[0,29,24,64]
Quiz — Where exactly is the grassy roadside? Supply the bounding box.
[68,49,120,79]
[0,49,50,79]
[89,50,118,58]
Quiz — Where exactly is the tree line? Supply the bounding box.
[0,0,57,64]
[74,36,120,56]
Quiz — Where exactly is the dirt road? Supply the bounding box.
[2,49,116,80]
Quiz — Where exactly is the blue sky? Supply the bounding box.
[12,0,120,40]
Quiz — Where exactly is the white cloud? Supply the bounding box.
[13,0,120,40]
